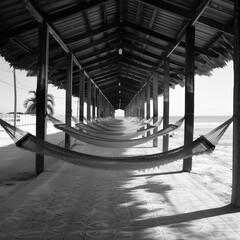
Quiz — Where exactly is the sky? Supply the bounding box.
[0,56,234,117]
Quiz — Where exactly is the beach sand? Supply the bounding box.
[0,118,233,204]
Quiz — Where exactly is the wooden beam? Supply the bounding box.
[50,32,119,64]
[79,69,85,123]
[232,0,240,207]
[137,0,233,35]
[92,84,96,119]
[183,26,195,172]
[87,77,91,120]
[96,90,100,118]
[0,0,108,42]
[163,58,170,152]
[146,81,151,136]
[140,88,145,119]
[152,73,158,147]
[22,0,113,111]
[124,32,206,64]
[35,22,49,175]
[65,22,116,44]
[138,0,193,19]
[123,20,218,58]
[82,52,118,68]
[65,52,73,149]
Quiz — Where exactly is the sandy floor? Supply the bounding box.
[0,120,237,239]
[0,121,233,205]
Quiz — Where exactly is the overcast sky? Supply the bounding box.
[0,57,233,117]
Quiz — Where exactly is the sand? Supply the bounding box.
[0,120,233,205]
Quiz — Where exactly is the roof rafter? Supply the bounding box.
[21,0,113,107]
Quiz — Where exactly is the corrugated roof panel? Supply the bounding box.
[165,0,197,11]
[0,0,235,108]
[38,0,78,14]
[54,13,87,38]
[0,0,33,29]
[153,11,184,39]
[86,5,103,28]
[124,0,139,23]
[195,24,219,48]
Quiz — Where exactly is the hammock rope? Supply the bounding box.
[0,117,232,170]
[48,115,184,148]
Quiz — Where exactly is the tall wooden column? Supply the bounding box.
[152,74,158,147]
[97,89,100,118]
[79,69,85,123]
[92,84,96,120]
[163,58,170,152]
[65,52,73,149]
[140,88,145,119]
[36,22,49,175]
[87,77,91,120]
[146,81,151,136]
[232,0,240,207]
[183,26,195,172]
[136,93,140,119]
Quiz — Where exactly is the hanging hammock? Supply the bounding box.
[0,117,232,170]
[48,115,184,148]
[71,116,163,140]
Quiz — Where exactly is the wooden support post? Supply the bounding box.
[152,74,158,147]
[92,84,96,120]
[140,89,145,132]
[79,69,85,123]
[97,89,100,118]
[141,89,145,119]
[100,95,103,118]
[87,77,91,120]
[36,22,49,175]
[163,58,170,152]
[146,81,151,136]
[232,0,240,208]
[183,26,195,172]
[137,93,140,119]
[65,52,73,149]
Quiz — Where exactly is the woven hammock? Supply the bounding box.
[48,116,184,148]
[71,116,162,139]
[0,118,232,170]
[78,117,158,134]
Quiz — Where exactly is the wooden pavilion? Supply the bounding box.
[0,0,239,207]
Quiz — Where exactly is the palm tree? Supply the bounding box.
[24,90,55,115]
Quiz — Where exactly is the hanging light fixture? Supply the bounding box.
[118,48,123,55]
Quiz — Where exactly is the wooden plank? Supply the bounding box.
[140,89,145,119]
[36,22,49,174]
[146,81,151,136]
[92,84,96,119]
[152,74,158,147]
[163,58,170,152]
[65,52,73,149]
[87,77,91,120]
[79,69,85,123]
[183,26,195,172]
[97,90,100,118]
[232,0,240,207]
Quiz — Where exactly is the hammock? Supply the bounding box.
[76,116,158,134]
[48,116,184,148]
[71,116,163,139]
[0,118,232,170]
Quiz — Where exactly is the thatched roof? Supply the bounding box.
[0,0,234,109]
